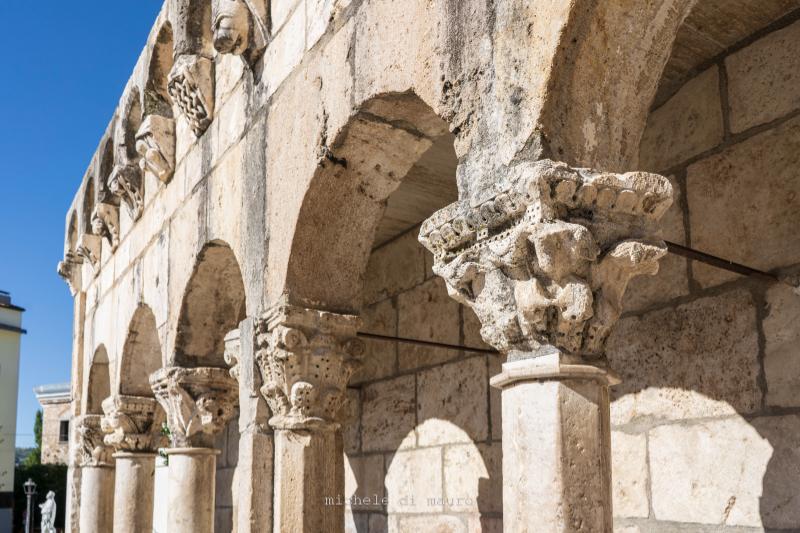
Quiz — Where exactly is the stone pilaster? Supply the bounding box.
[149,366,238,533]
[255,305,364,533]
[418,159,673,532]
[74,414,115,533]
[101,395,164,533]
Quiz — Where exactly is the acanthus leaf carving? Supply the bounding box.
[91,202,120,250]
[168,55,215,137]
[100,395,165,453]
[418,159,673,361]
[149,366,238,448]
[109,164,144,221]
[136,115,176,183]
[255,305,364,431]
[74,414,114,467]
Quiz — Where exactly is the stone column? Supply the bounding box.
[74,414,115,533]
[255,305,364,533]
[100,394,165,533]
[150,366,238,533]
[418,159,674,532]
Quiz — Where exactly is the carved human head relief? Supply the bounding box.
[212,0,250,55]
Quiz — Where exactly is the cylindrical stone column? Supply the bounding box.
[78,465,115,533]
[165,448,220,533]
[112,452,157,533]
[491,355,618,532]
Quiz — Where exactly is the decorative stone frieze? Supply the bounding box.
[418,159,673,360]
[168,55,215,137]
[136,115,176,183]
[109,164,144,221]
[74,414,114,467]
[255,305,364,430]
[57,251,83,294]
[91,202,120,250]
[75,233,102,272]
[149,366,238,448]
[100,395,164,453]
[211,0,269,62]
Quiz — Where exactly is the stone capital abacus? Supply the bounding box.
[255,305,364,431]
[419,158,673,366]
[74,414,115,468]
[149,366,238,448]
[100,394,164,453]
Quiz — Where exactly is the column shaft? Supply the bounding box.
[78,466,115,533]
[113,452,156,533]
[166,448,219,533]
[273,428,344,533]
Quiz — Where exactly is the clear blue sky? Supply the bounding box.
[0,2,164,447]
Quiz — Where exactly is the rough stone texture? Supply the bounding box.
[608,289,760,425]
[361,375,416,453]
[763,282,800,408]
[364,231,428,305]
[611,432,649,518]
[352,299,397,385]
[443,442,502,514]
[78,466,115,533]
[639,66,723,172]
[687,115,800,287]
[39,397,71,465]
[727,19,800,133]
[112,453,156,533]
[166,448,219,533]
[385,447,443,514]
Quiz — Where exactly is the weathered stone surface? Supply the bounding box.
[385,448,444,514]
[649,417,772,527]
[364,231,427,305]
[640,66,723,172]
[361,375,416,452]
[763,283,800,408]
[390,514,466,532]
[344,453,385,511]
[612,431,649,518]
[608,289,760,425]
[443,442,502,513]
[351,299,397,385]
[687,115,800,287]
[750,415,800,529]
[727,20,800,133]
[417,357,488,446]
[397,277,460,371]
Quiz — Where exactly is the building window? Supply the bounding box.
[59,420,69,443]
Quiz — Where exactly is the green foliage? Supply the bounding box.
[21,411,43,467]
[14,448,35,466]
[12,463,68,532]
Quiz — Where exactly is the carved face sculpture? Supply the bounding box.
[212,0,251,55]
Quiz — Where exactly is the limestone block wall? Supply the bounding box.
[40,401,71,465]
[343,229,502,533]
[610,17,800,532]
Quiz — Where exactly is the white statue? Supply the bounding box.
[39,491,56,533]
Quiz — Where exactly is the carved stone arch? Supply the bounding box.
[118,304,163,396]
[174,240,247,367]
[86,345,111,414]
[81,176,95,234]
[145,21,175,117]
[89,137,121,249]
[110,87,146,220]
[65,210,78,254]
[277,91,456,313]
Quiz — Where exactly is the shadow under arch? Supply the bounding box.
[118,304,163,397]
[174,239,247,368]
[86,345,111,415]
[281,91,455,313]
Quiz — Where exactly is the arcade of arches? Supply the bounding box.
[57,0,800,532]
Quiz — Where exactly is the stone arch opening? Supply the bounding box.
[283,91,456,313]
[145,21,175,117]
[86,346,111,415]
[66,210,78,253]
[119,304,162,396]
[97,137,117,205]
[81,177,95,233]
[174,240,247,368]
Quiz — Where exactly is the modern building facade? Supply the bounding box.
[56,1,800,532]
[34,383,72,466]
[0,291,25,533]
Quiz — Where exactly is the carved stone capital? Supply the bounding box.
[419,159,673,361]
[75,233,102,272]
[57,251,84,295]
[212,0,269,62]
[91,202,120,250]
[149,366,238,448]
[136,115,176,183]
[109,164,144,221]
[100,395,164,453]
[255,305,364,431]
[74,414,114,467]
[168,55,215,137]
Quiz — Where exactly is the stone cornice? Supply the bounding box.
[255,305,364,430]
[149,366,238,448]
[419,159,673,360]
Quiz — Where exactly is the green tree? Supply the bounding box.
[22,410,42,467]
